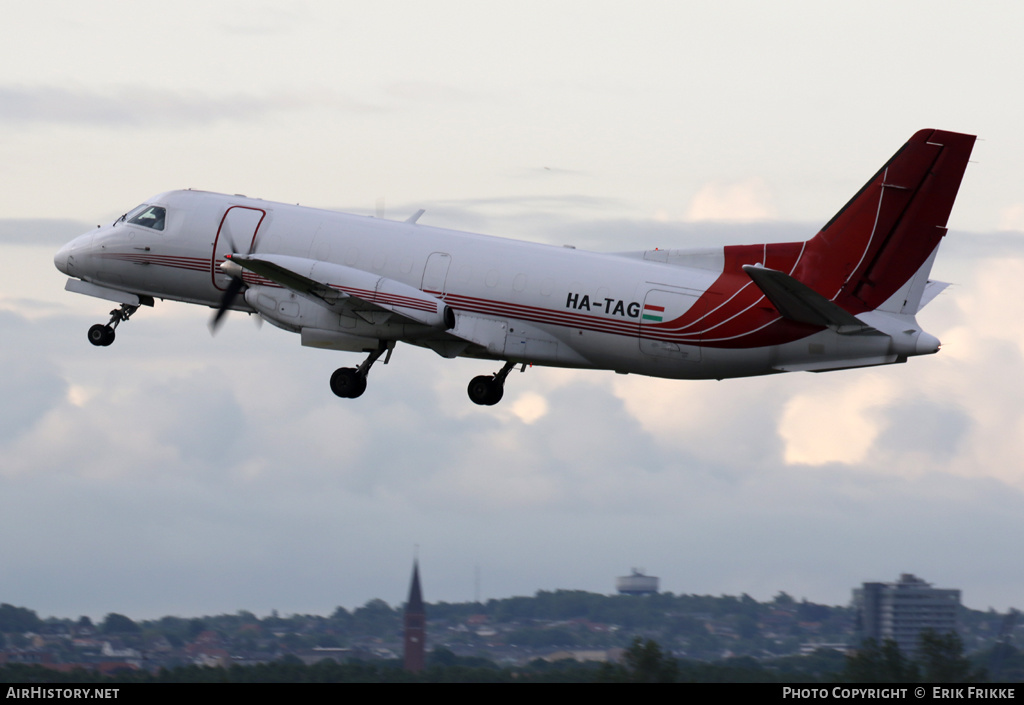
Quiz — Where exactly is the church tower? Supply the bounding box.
[403,559,426,672]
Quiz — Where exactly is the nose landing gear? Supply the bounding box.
[87,304,139,347]
[467,360,522,406]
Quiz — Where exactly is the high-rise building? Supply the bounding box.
[403,560,426,672]
[853,573,960,657]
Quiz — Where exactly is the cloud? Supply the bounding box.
[0,312,68,443]
[5,218,1024,616]
[0,219,93,245]
[385,81,477,104]
[510,166,589,179]
[370,204,810,253]
[0,85,382,129]
[875,400,971,460]
[214,4,313,36]
[778,374,894,466]
[429,193,627,218]
[686,177,778,222]
[998,204,1024,231]
[509,391,549,424]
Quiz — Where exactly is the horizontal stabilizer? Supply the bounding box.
[743,264,882,335]
[918,280,950,312]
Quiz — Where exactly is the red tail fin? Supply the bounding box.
[792,129,975,313]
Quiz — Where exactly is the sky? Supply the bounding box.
[2,1,1024,621]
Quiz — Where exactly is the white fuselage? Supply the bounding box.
[55,130,976,404]
[54,189,927,382]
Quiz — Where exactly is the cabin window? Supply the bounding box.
[127,205,166,231]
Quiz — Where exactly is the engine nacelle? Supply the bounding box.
[229,254,454,331]
[243,284,444,347]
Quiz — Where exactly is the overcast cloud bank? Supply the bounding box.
[1,215,1021,619]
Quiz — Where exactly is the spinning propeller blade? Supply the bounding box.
[209,275,245,333]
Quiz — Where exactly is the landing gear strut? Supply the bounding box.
[330,341,394,399]
[87,304,139,347]
[467,361,521,406]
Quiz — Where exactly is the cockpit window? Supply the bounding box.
[126,205,166,231]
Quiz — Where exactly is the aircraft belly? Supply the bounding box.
[677,330,896,379]
[768,328,897,372]
[502,321,590,367]
[450,314,507,355]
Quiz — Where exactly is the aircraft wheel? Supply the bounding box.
[486,382,504,405]
[88,324,115,347]
[468,375,503,406]
[330,367,367,399]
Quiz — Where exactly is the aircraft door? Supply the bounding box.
[639,289,703,362]
[421,252,451,295]
[211,206,266,291]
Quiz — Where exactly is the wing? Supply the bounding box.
[225,254,454,329]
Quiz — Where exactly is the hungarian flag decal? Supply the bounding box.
[642,304,665,322]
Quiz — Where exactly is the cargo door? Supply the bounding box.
[211,206,267,291]
[638,288,703,362]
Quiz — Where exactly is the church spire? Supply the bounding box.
[403,559,426,672]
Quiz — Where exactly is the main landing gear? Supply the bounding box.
[87,304,139,347]
[467,361,521,406]
[330,341,394,399]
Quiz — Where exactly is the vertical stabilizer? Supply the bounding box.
[792,129,975,314]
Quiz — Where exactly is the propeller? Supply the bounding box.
[209,223,247,334]
[209,273,245,333]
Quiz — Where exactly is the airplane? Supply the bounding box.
[54,128,974,406]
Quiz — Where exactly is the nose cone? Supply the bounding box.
[55,231,95,276]
[54,241,73,275]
